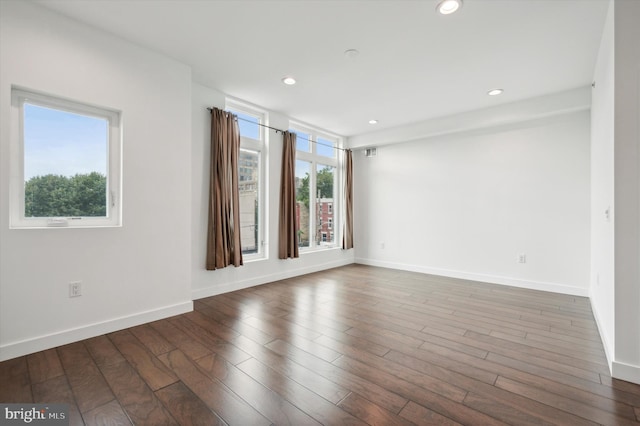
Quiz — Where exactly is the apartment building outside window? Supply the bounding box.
[226,101,267,259]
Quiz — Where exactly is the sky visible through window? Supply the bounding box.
[24,103,107,181]
[234,111,260,140]
[290,129,335,158]
[317,137,335,157]
[291,129,310,152]
[296,159,310,181]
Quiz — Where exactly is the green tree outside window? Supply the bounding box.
[25,172,107,217]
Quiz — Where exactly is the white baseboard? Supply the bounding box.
[354,258,590,297]
[0,301,193,362]
[192,258,354,300]
[612,361,640,385]
[589,296,614,374]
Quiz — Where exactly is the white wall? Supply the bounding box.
[590,0,640,386]
[612,0,640,384]
[0,1,193,360]
[191,83,354,299]
[590,0,615,370]
[353,108,591,296]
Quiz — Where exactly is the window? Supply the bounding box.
[227,101,267,259]
[290,124,340,250]
[10,88,121,228]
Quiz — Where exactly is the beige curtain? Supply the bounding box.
[343,149,354,249]
[206,107,243,270]
[279,131,299,259]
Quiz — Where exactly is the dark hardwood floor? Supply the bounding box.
[1,264,639,425]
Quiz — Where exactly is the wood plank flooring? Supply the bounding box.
[1,264,639,425]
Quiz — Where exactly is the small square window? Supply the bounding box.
[10,88,122,228]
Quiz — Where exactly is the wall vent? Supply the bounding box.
[364,148,377,157]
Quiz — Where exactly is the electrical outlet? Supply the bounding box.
[69,281,82,298]
[518,254,527,264]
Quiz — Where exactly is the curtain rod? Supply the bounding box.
[208,107,346,152]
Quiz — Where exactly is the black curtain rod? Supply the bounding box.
[208,107,346,152]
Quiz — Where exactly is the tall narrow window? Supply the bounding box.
[295,159,312,248]
[226,101,267,259]
[10,88,121,228]
[316,164,335,246]
[290,123,340,251]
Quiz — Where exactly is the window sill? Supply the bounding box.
[10,223,123,230]
[299,245,342,255]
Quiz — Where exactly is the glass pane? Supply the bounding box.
[233,111,260,140]
[291,129,310,152]
[315,164,335,246]
[317,137,335,158]
[23,103,108,217]
[295,160,311,248]
[239,149,260,254]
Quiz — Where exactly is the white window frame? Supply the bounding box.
[290,122,341,251]
[9,87,122,229]
[226,99,268,261]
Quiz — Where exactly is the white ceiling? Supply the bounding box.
[34,0,609,137]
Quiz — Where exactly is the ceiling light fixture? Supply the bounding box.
[282,76,296,85]
[487,88,504,96]
[436,0,463,15]
[369,119,378,125]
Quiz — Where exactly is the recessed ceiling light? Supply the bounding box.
[487,88,504,96]
[436,0,463,15]
[282,76,296,85]
[369,119,378,125]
